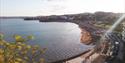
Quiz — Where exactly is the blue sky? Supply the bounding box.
[0,0,125,16]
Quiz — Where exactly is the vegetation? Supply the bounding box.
[93,22,112,29]
[0,33,46,63]
[93,21,124,32]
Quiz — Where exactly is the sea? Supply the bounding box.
[0,19,92,62]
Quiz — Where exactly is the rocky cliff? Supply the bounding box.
[24,11,124,44]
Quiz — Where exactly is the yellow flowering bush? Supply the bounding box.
[0,33,46,63]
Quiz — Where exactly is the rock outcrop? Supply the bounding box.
[80,28,92,45]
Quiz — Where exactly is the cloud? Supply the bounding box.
[45,0,66,1]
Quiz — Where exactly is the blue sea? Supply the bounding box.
[0,19,92,62]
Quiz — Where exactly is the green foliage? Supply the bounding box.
[27,35,35,40]
[13,34,26,42]
[0,33,4,41]
[0,34,46,63]
[94,21,123,32]
[94,23,112,29]
[114,24,123,32]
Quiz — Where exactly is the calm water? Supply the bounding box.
[0,19,92,62]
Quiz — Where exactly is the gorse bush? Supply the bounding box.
[0,33,47,63]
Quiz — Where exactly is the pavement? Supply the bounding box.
[66,50,106,63]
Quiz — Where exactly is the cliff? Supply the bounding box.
[80,28,92,45]
[24,11,124,44]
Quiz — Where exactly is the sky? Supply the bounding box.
[0,0,125,16]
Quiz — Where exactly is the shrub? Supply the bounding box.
[0,33,46,63]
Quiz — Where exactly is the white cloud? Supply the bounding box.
[0,0,124,16]
[40,0,125,15]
